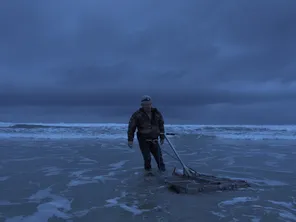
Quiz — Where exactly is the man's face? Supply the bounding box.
[141,103,152,112]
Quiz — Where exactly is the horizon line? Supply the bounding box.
[0,121,295,127]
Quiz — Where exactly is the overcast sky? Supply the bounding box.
[0,0,296,124]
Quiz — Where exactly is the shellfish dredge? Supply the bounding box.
[162,135,251,194]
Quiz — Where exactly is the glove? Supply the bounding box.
[128,141,133,148]
[160,138,164,145]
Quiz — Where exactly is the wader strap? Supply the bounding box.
[145,139,158,144]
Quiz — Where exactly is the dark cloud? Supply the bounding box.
[1,86,295,107]
[1,101,294,124]
[0,0,296,123]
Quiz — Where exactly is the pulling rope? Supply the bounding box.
[146,139,179,161]
[146,139,179,172]
[146,137,197,177]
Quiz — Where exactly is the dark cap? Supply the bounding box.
[141,95,152,105]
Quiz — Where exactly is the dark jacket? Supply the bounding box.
[127,108,165,141]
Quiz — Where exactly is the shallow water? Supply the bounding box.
[0,135,295,222]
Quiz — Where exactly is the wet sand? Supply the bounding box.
[0,136,295,222]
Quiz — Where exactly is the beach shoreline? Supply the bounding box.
[0,135,295,221]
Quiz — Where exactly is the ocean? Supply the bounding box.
[0,123,295,221]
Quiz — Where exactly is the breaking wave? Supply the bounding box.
[0,122,295,140]
[9,124,69,129]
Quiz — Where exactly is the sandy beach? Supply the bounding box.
[0,126,295,221]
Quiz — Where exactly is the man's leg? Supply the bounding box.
[138,139,152,171]
[149,141,166,171]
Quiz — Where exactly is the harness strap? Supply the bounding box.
[146,139,158,144]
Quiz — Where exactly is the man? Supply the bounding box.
[127,95,166,172]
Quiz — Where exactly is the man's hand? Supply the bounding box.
[160,133,165,145]
[128,141,133,148]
